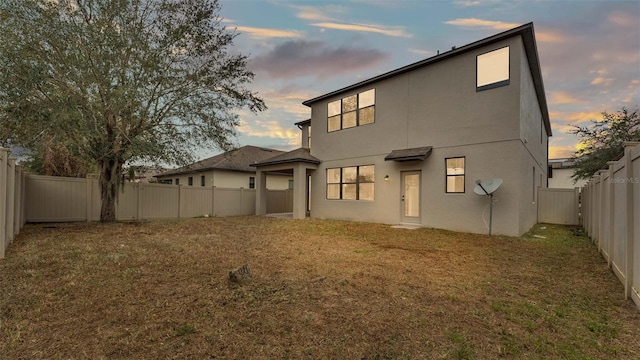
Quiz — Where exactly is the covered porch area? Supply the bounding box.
[251,148,320,220]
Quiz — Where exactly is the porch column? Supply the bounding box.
[255,168,267,215]
[292,163,307,220]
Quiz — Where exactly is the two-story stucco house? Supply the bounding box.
[252,23,551,237]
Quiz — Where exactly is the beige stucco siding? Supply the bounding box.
[162,170,291,190]
[310,37,525,163]
[310,141,528,236]
[548,168,587,189]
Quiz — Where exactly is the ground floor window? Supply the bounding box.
[249,177,255,189]
[327,165,374,200]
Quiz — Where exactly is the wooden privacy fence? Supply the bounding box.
[0,148,27,259]
[581,142,640,309]
[537,187,580,225]
[25,174,294,223]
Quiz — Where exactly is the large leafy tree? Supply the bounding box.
[569,107,640,181]
[0,0,265,221]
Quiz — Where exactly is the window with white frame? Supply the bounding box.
[327,165,374,200]
[477,46,509,91]
[249,176,255,189]
[327,89,375,132]
[446,157,465,193]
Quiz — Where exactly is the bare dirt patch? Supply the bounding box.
[1,217,638,359]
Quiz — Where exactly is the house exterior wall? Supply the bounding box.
[158,170,291,190]
[548,168,587,189]
[517,37,549,235]
[306,34,547,237]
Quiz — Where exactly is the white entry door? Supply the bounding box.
[401,171,421,224]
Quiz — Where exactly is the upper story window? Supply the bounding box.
[477,46,509,91]
[446,157,465,193]
[327,89,375,132]
[308,125,312,149]
[327,165,375,201]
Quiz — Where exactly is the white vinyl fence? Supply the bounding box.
[0,148,27,259]
[25,174,293,222]
[537,187,580,225]
[582,142,640,309]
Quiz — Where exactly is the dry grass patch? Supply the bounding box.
[1,217,638,359]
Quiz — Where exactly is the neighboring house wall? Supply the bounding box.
[305,32,548,237]
[548,168,587,189]
[159,170,291,190]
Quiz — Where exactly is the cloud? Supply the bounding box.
[549,144,578,159]
[234,26,303,39]
[251,40,390,79]
[444,18,566,43]
[452,1,482,7]
[550,111,603,124]
[293,5,345,21]
[548,91,584,105]
[237,119,300,147]
[607,11,637,27]
[445,18,521,31]
[310,22,412,38]
[535,31,567,43]
[590,77,614,86]
[409,48,435,57]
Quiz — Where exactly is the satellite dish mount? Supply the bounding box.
[474,178,503,236]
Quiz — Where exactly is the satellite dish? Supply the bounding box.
[474,178,503,196]
[473,178,503,236]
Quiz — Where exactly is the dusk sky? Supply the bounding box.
[212,0,639,161]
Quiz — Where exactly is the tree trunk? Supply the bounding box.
[99,157,121,222]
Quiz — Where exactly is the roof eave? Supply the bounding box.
[251,158,321,168]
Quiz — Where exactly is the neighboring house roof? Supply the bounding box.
[549,158,577,169]
[251,148,321,167]
[301,22,551,137]
[156,145,285,177]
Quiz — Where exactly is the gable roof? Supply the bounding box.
[301,22,551,137]
[251,148,321,167]
[156,145,285,177]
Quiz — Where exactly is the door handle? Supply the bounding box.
[401,195,405,201]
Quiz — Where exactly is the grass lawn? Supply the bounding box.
[1,216,638,359]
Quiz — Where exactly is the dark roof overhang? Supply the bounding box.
[384,146,433,162]
[250,148,321,168]
[294,119,311,129]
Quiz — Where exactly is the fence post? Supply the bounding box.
[86,175,92,222]
[623,144,635,299]
[136,183,141,221]
[598,170,606,255]
[178,185,183,219]
[212,186,216,217]
[13,164,22,237]
[242,188,246,214]
[0,148,8,259]
[607,162,616,268]
[6,158,15,245]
